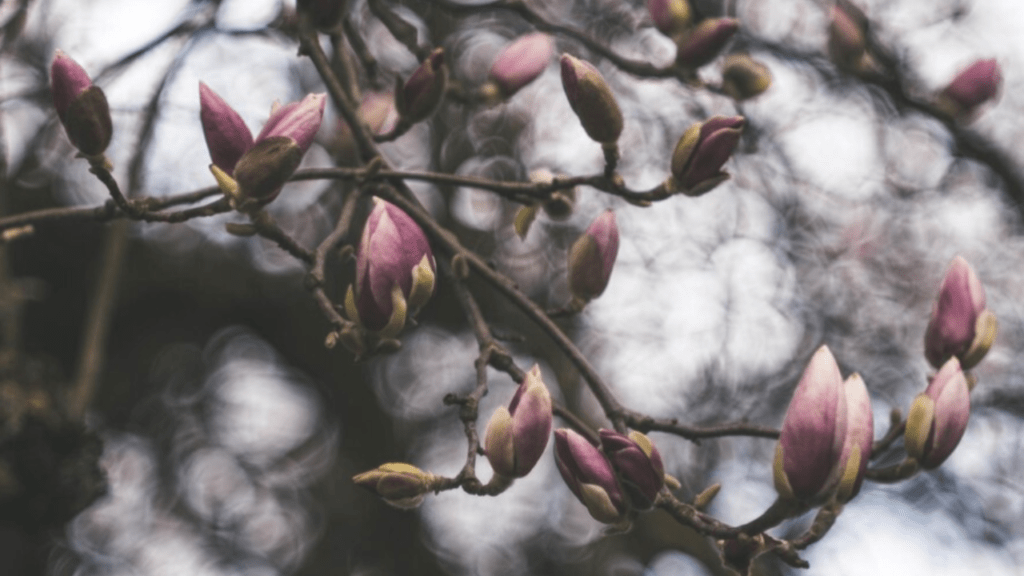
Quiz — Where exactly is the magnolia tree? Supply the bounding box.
[0,0,1022,575]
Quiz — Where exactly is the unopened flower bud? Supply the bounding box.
[554,429,628,524]
[675,18,739,69]
[773,346,848,503]
[345,199,436,338]
[648,0,692,38]
[669,115,744,196]
[568,210,619,305]
[721,54,772,100]
[924,256,996,370]
[936,59,1002,121]
[487,33,553,99]
[905,357,970,469]
[599,429,665,510]
[200,85,325,209]
[353,462,435,509]
[484,365,553,478]
[530,169,576,221]
[50,50,112,157]
[827,4,869,72]
[836,374,873,502]
[396,48,447,124]
[560,54,624,144]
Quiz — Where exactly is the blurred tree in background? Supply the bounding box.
[1,0,1024,575]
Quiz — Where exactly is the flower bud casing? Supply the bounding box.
[721,54,772,100]
[669,116,744,195]
[554,429,627,523]
[568,210,619,304]
[346,199,436,336]
[773,345,848,502]
[484,365,553,478]
[924,256,993,370]
[648,0,692,38]
[51,51,112,157]
[836,374,873,502]
[905,357,970,469]
[560,54,624,144]
[199,82,255,176]
[938,59,1002,120]
[353,462,434,509]
[599,429,665,509]
[488,33,553,98]
[675,18,739,69]
[396,48,447,124]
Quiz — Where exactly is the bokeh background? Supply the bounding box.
[2,0,1024,574]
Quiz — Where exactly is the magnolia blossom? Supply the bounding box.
[560,54,624,144]
[199,83,325,208]
[554,429,627,524]
[484,365,553,478]
[924,256,996,370]
[773,346,848,503]
[905,357,971,469]
[938,59,1002,120]
[648,0,692,37]
[50,51,112,157]
[675,18,739,69]
[836,374,874,502]
[599,429,665,510]
[345,199,436,338]
[669,116,745,195]
[487,33,553,99]
[568,210,620,304]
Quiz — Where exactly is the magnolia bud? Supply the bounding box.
[50,50,112,157]
[924,256,996,370]
[487,33,553,99]
[721,54,772,100]
[675,18,739,69]
[568,210,619,304]
[560,54,624,144]
[396,48,447,124]
[353,462,435,509]
[936,59,1002,121]
[836,374,873,502]
[669,115,744,196]
[905,357,970,469]
[554,429,628,524]
[345,199,436,338]
[827,4,868,72]
[773,346,848,503]
[200,86,325,209]
[648,0,692,38]
[599,429,665,510]
[484,365,553,478]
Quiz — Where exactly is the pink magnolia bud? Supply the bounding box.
[905,357,971,469]
[567,210,619,304]
[359,92,399,136]
[599,429,665,510]
[560,54,624,144]
[484,365,553,478]
[938,59,1002,120]
[827,4,867,71]
[669,115,744,195]
[488,33,553,98]
[773,346,848,503]
[836,374,873,502]
[353,462,435,509]
[396,48,447,124]
[648,0,692,37]
[345,199,436,337]
[675,18,739,69]
[50,51,112,157]
[200,85,325,208]
[554,429,628,524]
[924,256,996,370]
[199,82,254,177]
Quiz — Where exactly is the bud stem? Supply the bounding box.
[602,142,620,178]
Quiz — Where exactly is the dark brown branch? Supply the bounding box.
[625,414,780,442]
